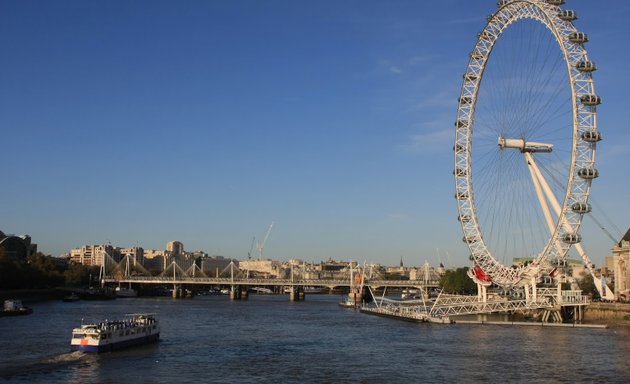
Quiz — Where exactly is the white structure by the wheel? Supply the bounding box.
[454,0,608,294]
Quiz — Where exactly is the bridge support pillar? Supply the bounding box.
[241,287,249,300]
[230,285,241,300]
[172,285,181,299]
[290,286,304,301]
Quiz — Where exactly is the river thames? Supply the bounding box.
[1,294,629,383]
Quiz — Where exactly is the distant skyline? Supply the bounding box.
[2,0,629,268]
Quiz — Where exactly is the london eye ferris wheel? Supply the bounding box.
[454,0,602,288]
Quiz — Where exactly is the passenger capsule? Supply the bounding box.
[458,215,471,223]
[455,119,469,128]
[562,233,581,244]
[456,192,469,200]
[581,130,602,142]
[558,10,578,21]
[470,51,484,60]
[578,167,599,179]
[497,0,510,7]
[454,168,467,177]
[469,254,475,261]
[463,73,478,81]
[576,61,596,72]
[546,0,565,5]
[458,96,472,104]
[453,144,466,153]
[580,94,601,106]
[463,236,478,244]
[571,202,592,214]
[478,30,493,41]
[569,32,589,44]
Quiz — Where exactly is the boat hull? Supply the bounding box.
[70,333,159,353]
[0,308,33,317]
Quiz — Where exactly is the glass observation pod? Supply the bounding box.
[463,236,479,244]
[458,96,472,104]
[453,144,466,153]
[455,119,469,128]
[478,30,493,41]
[580,94,602,106]
[558,10,578,21]
[463,73,478,81]
[454,168,467,177]
[470,51,484,61]
[569,32,589,44]
[571,202,592,214]
[497,0,510,7]
[562,233,582,244]
[581,130,602,142]
[546,0,565,6]
[578,167,599,179]
[458,215,471,223]
[456,192,469,200]
[576,61,597,72]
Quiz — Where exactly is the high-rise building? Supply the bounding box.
[166,241,184,256]
[69,244,119,266]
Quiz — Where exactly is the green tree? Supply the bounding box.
[579,274,598,298]
[0,249,29,289]
[439,267,477,295]
[64,263,99,287]
[26,252,65,288]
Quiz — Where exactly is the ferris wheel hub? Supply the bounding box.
[497,137,553,153]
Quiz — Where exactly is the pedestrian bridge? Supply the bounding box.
[103,275,441,290]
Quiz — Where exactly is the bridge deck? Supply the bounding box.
[103,276,440,288]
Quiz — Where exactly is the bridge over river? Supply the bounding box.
[104,275,440,290]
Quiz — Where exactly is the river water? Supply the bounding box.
[1,294,628,383]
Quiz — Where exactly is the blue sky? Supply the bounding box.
[1,0,628,268]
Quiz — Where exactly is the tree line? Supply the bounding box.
[0,250,98,290]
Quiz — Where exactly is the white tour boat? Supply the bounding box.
[70,314,159,353]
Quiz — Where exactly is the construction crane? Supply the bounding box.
[247,236,256,260]
[256,222,274,259]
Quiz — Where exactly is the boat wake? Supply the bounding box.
[0,351,92,380]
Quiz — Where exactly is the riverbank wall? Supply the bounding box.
[584,302,630,324]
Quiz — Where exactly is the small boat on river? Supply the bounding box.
[115,286,138,298]
[70,314,159,353]
[62,293,80,302]
[1,300,33,317]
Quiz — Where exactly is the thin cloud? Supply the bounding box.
[403,128,453,154]
[408,90,457,111]
[389,66,403,74]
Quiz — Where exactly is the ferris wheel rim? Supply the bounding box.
[453,0,600,288]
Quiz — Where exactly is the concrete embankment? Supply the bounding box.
[584,302,630,324]
[453,320,608,329]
